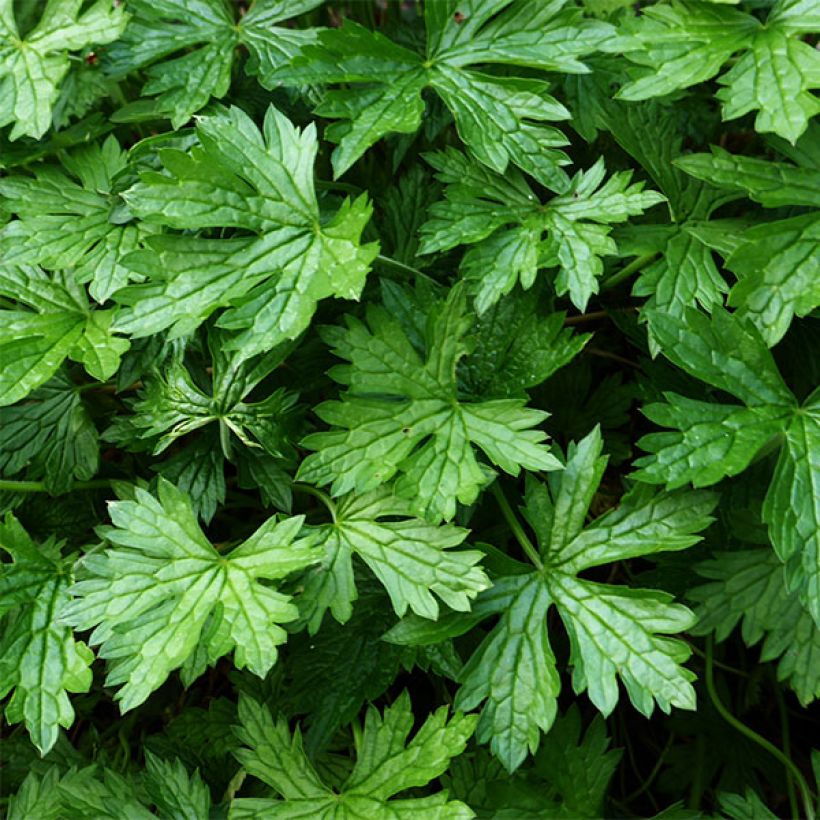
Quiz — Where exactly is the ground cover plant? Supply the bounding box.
[0,0,818,816]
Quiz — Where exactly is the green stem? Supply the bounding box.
[773,669,799,820]
[625,732,674,805]
[490,482,542,570]
[0,478,111,494]
[601,253,658,291]
[705,636,815,820]
[315,179,363,195]
[688,642,749,677]
[375,254,440,285]
[292,482,337,523]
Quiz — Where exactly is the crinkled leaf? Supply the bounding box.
[298,487,489,632]
[298,285,560,522]
[118,104,378,359]
[0,515,93,755]
[232,691,476,818]
[61,479,320,711]
[456,427,714,771]
[0,0,128,140]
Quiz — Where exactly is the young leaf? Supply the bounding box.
[117,104,378,360]
[0,0,128,140]
[420,148,664,312]
[231,692,477,818]
[61,479,321,712]
[0,516,93,756]
[272,0,614,185]
[104,330,298,520]
[298,285,561,522]
[635,308,820,626]
[298,487,490,632]
[106,0,324,128]
[455,427,716,771]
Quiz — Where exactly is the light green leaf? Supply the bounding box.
[421,150,663,312]
[0,0,128,140]
[62,479,320,712]
[298,488,489,632]
[298,285,560,522]
[106,0,323,128]
[0,266,131,405]
[117,104,378,359]
[0,515,93,755]
[456,427,714,771]
[0,136,151,302]
[231,691,476,818]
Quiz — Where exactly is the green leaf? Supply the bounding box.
[726,213,820,346]
[283,588,406,756]
[420,149,663,312]
[635,310,820,626]
[0,136,152,302]
[231,691,477,818]
[459,288,590,399]
[455,427,715,771]
[7,765,153,820]
[0,266,130,406]
[718,789,779,820]
[298,487,489,631]
[674,147,820,209]
[673,147,820,344]
[61,478,321,712]
[528,707,623,818]
[117,104,378,359]
[107,0,323,128]
[763,393,820,627]
[0,0,128,140]
[690,549,820,706]
[298,285,560,522]
[272,1,614,184]
[0,372,98,494]
[614,0,820,142]
[0,515,93,755]
[142,752,211,820]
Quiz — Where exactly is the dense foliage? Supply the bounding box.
[1,1,818,817]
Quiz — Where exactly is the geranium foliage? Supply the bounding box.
[0,1,817,817]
